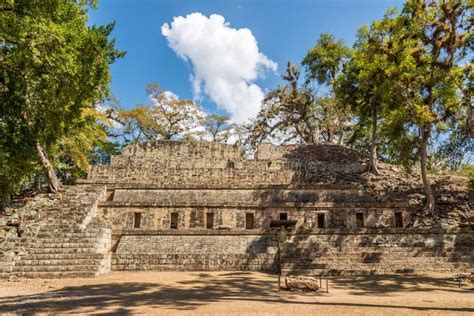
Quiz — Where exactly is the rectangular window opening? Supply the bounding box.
[245,213,254,229]
[279,213,288,221]
[206,213,214,229]
[133,212,142,229]
[317,213,325,228]
[356,212,365,228]
[395,212,403,228]
[170,212,178,229]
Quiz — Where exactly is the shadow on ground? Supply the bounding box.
[0,272,472,314]
[329,274,472,296]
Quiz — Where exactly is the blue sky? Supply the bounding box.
[88,0,405,121]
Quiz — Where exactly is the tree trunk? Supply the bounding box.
[35,142,61,193]
[34,174,42,192]
[420,125,435,214]
[367,105,379,174]
[311,125,320,144]
[315,125,320,143]
[327,127,333,143]
[337,130,344,145]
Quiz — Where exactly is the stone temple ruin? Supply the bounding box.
[0,141,472,278]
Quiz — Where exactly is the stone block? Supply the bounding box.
[285,276,320,292]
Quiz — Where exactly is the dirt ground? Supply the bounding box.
[0,271,472,315]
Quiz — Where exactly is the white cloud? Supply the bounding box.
[161,13,277,123]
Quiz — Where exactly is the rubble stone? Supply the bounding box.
[285,276,320,291]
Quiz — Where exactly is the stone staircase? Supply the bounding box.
[281,237,474,276]
[0,185,112,278]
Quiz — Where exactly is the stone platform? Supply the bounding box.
[0,141,472,278]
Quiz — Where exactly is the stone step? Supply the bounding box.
[45,208,92,212]
[282,249,472,259]
[24,225,89,231]
[112,264,268,271]
[35,232,101,238]
[25,242,107,249]
[281,262,472,275]
[13,264,101,273]
[24,229,109,238]
[28,237,100,244]
[282,257,472,264]
[281,263,328,270]
[1,271,99,279]
[27,247,104,254]
[40,219,91,224]
[15,258,105,266]
[19,253,106,260]
[282,253,473,261]
[36,226,109,232]
[284,246,474,252]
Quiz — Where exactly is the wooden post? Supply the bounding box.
[277,236,281,292]
[326,278,329,293]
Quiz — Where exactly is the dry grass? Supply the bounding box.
[0,271,472,315]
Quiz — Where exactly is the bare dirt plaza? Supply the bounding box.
[0,271,472,315]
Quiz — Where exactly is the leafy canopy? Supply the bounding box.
[0,0,124,198]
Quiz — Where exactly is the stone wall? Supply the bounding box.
[108,228,473,274]
[1,141,471,278]
[111,141,243,167]
[282,230,474,275]
[88,141,370,189]
[98,206,411,231]
[109,188,372,206]
[112,233,276,271]
[0,185,113,278]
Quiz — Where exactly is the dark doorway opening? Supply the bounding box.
[206,213,214,229]
[134,212,142,228]
[245,213,254,229]
[226,160,235,169]
[279,213,288,220]
[356,212,365,228]
[317,213,325,228]
[395,212,403,228]
[170,212,178,229]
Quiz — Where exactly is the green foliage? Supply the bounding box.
[54,107,115,183]
[302,33,351,86]
[459,164,474,190]
[0,0,123,199]
[250,62,351,146]
[204,114,233,143]
[117,83,205,143]
[336,10,405,172]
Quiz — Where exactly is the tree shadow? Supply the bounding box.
[0,273,473,314]
[329,274,473,296]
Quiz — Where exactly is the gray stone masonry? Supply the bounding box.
[0,185,111,278]
[1,141,472,278]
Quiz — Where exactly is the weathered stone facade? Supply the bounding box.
[0,185,111,278]
[0,140,472,278]
[91,141,472,275]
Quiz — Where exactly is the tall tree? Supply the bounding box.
[388,0,473,213]
[117,83,206,143]
[303,33,351,88]
[0,0,123,193]
[204,114,232,142]
[302,33,352,144]
[250,63,319,145]
[250,62,350,146]
[336,12,399,174]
